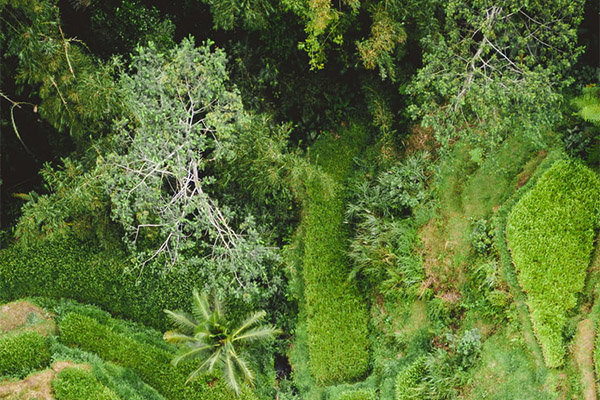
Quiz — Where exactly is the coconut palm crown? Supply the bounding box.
[163,289,281,396]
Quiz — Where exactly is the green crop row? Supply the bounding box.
[58,312,257,400]
[0,330,50,377]
[0,237,203,330]
[506,159,600,367]
[302,126,370,384]
[53,367,120,400]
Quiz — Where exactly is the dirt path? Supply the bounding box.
[0,362,89,400]
[573,319,597,400]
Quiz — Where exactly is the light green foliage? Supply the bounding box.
[163,289,280,395]
[59,312,258,400]
[332,388,377,400]
[15,159,112,246]
[105,37,282,305]
[467,329,558,400]
[394,357,426,400]
[282,0,413,75]
[572,85,600,126]
[409,0,584,147]
[0,331,50,377]
[507,160,600,367]
[53,367,120,400]
[302,125,370,383]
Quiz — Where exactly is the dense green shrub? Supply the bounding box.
[394,357,426,400]
[53,367,120,400]
[0,331,50,377]
[332,388,378,400]
[0,237,251,330]
[59,312,257,400]
[302,125,370,383]
[506,159,600,367]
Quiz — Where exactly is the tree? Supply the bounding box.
[408,0,585,148]
[105,38,279,285]
[163,289,280,396]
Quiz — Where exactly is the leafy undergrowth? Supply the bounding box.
[507,160,600,367]
[420,133,539,300]
[465,328,559,400]
[0,298,258,400]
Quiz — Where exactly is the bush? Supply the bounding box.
[395,357,426,400]
[0,331,50,377]
[58,312,257,400]
[0,237,229,330]
[506,159,600,367]
[302,126,370,383]
[53,367,120,400]
[332,388,378,400]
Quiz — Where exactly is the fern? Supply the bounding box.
[572,85,600,126]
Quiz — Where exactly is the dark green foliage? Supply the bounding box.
[202,0,275,30]
[332,388,378,400]
[409,0,585,147]
[507,159,600,367]
[469,218,493,255]
[53,367,120,400]
[59,312,258,400]
[346,152,428,292]
[0,331,50,377]
[0,236,252,330]
[1,0,122,140]
[302,125,370,384]
[87,0,175,58]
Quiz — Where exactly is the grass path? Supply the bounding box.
[573,319,597,400]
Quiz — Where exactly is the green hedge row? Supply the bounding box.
[53,367,120,400]
[332,388,377,400]
[506,159,600,367]
[395,357,426,400]
[0,330,51,377]
[302,126,370,383]
[0,238,202,330]
[59,312,257,400]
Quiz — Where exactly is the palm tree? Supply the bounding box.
[163,289,281,396]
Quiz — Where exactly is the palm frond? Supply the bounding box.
[163,331,195,344]
[224,352,240,395]
[232,310,266,337]
[172,343,213,366]
[191,289,212,323]
[164,309,196,333]
[184,348,223,384]
[233,324,281,343]
[229,348,254,384]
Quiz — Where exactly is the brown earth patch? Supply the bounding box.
[418,215,467,297]
[572,319,597,400]
[0,301,56,337]
[403,124,439,155]
[0,362,89,400]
